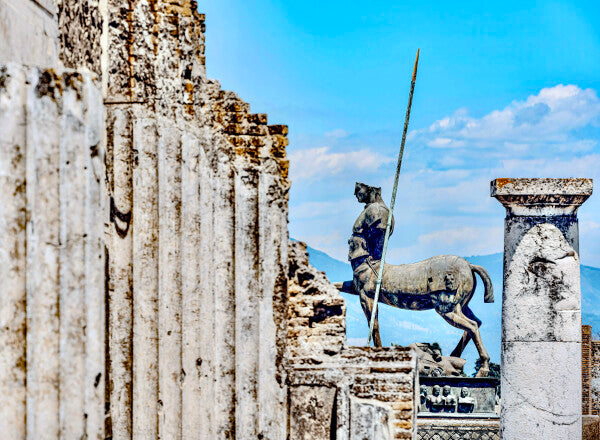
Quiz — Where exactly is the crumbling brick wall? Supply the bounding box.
[287,241,418,439]
[287,240,346,361]
[583,325,593,415]
[592,340,600,416]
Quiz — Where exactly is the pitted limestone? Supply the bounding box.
[492,178,592,440]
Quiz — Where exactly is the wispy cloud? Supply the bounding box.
[290,84,600,266]
[325,128,349,139]
[413,85,600,149]
[393,320,430,333]
[289,146,393,181]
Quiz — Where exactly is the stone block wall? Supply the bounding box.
[0,65,105,439]
[0,0,58,67]
[288,348,418,440]
[584,325,593,415]
[592,340,600,416]
[417,420,500,440]
[287,241,418,439]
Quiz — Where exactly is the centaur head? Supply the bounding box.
[354,182,383,204]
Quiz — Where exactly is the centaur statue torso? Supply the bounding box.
[335,182,494,377]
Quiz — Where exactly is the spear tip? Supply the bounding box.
[412,48,420,82]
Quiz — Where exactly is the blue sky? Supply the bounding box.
[201,1,600,266]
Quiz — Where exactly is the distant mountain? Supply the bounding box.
[303,243,353,282]
[304,243,600,375]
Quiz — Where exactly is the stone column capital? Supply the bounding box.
[491,178,593,216]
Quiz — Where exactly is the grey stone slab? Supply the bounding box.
[289,385,336,440]
[502,223,581,343]
[350,396,393,440]
[501,341,581,439]
[0,0,58,67]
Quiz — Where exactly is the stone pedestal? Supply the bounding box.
[418,377,499,418]
[492,178,593,440]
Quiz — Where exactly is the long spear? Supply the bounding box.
[368,49,420,345]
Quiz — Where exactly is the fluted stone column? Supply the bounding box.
[492,178,593,440]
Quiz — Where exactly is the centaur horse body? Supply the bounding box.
[335,235,494,377]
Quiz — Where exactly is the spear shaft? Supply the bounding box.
[368,49,420,345]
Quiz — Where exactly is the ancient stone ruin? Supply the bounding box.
[492,178,592,440]
[1,2,598,440]
[0,1,419,439]
[582,325,600,438]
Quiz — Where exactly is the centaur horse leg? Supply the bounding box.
[449,305,482,358]
[439,304,490,377]
[360,293,382,347]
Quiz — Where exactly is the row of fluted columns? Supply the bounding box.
[0,65,105,440]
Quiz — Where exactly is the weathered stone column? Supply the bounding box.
[492,178,593,440]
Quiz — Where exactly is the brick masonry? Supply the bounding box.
[287,241,418,439]
[583,325,593,415]
[592,339,600,416]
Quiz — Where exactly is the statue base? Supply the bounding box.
[418,376,499,419]
[409,342,466,377]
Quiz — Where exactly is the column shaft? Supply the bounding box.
[492,178,592,440]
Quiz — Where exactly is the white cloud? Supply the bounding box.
[413,84,600,148]
[393,320,430,333]
[325,128,349,139]
[289,84,600,266]
[289,146,393,181]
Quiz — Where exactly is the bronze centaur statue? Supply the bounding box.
[334,235,495,377]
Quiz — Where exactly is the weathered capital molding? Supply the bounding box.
[491,177,593,216]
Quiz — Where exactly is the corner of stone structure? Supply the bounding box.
[286,240,418,438]
[287,240,346,361]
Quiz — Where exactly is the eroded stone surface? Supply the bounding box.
[493,177,591,440]
[350,397,394,440]
[592,341,600,415]
[288,241,346,361]
[491,178,592,216]
[418,418,500,440]
[0,0,58,67]
[289,385,337,440]
[0,65,105,440]
[583,415,599,440]
[503,223,581,343]
[287,241,417,440]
